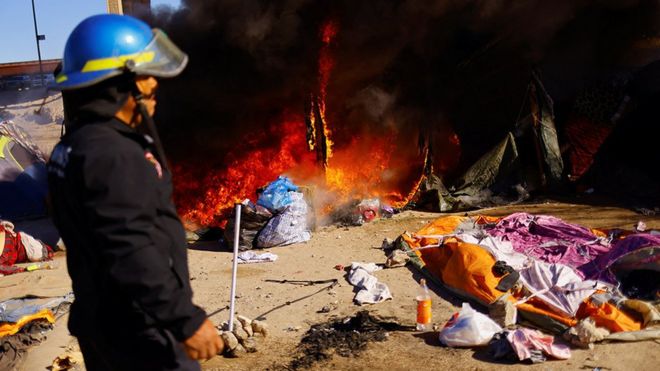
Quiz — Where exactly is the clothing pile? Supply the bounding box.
[0,221,53,276]
[396,213,660,362]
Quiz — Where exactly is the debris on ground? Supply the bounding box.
[287,311,412,370]
[218,314,269,357]
[347,262,392,304]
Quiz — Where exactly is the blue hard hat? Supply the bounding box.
[56,14,188,90]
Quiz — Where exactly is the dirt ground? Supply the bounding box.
[3,91,659,370]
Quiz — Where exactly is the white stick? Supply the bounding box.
[228,203,242,332]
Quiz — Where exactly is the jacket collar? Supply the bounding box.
[101,118,154,149]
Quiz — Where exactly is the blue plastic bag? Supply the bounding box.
[257,176,299,212]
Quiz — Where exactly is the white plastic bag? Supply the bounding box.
[438,303,503,347]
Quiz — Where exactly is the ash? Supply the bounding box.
[288,311,410,370]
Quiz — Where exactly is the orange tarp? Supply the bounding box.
[0,309,54,338]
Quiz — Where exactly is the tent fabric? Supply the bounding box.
[529,71,564,186]
[592,234,660,282]
[564,116,614,181]
[398,214,646,334]
[488,213,660,282]
[488,213,611,278]
[0,121,48,220]
[413,76,565,213]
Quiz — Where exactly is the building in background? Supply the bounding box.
[106,0,151,16]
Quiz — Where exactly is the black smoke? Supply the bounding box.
[145,0,660,199]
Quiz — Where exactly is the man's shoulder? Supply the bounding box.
[66,122,145,158]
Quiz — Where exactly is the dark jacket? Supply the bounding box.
[47,118,206,342]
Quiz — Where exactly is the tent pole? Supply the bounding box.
[228,203,242,331]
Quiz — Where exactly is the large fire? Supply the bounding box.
[172,20,461,227]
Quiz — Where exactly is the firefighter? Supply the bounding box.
[47,14,223,370]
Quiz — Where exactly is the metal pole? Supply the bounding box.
[228,203,242,331]
[31,0,45,88]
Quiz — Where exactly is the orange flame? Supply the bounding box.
[318,19,338,161]
[172,115,316,226]
[172,18,461,228]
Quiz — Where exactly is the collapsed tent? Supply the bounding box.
[395,213,659,336]
[0,121,48,220]
[414,73,563,213]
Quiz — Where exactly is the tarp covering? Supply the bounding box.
[413,76,564,213]
[0,122,48,220]
[397,214,652,334]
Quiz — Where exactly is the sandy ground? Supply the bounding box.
[3,91,659,370]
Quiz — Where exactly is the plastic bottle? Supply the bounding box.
[416,278,432,331]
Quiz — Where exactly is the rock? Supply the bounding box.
[241,337,258,353]
[228,343,246,358]
[236,315,254,336]
[236,315,252,327]
[233,326,250,342]
[252,320,269,337]
[220,331,239,351]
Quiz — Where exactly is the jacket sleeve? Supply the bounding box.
[82,147,206,341]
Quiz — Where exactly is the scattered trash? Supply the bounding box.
[489,294,517,328]
[507,327,570,362]
[357,199,380,223]
[317,303,338,314]
[333,264,345,271]
[416,279,432,331]
[51,352,84,371]
[237,251,278,264]
[487,331,518,362]
[347,262,392,305]
[634,221,647,232]
[257,176,299,212]
[564,318,610,349]
[385,249,410,268]
[438,303,503,347]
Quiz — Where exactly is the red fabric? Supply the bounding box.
[0,226,52,275]
[564,116,613,181]
[0,231,25,267]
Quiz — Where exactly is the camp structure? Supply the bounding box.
[0,121,48,220]
[412,71,564,213]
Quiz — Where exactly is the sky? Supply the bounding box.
[0,0,181,63]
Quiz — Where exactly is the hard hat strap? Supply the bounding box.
[131,87,169,171]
